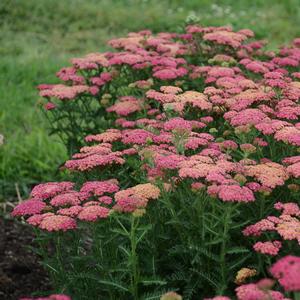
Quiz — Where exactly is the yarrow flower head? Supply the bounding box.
[235,282,287,300]
[203,29,249,48]
[39,215,77,232]
[244,162,288,188]
[106,96,145,116]
[217,184,255,203]
[253,241,282,256]
[114,183,160,212]
[235,268,257,285]
[243,202,300,251]
[39,84,89,100]
[30,182,74,200]
[77,206,110,221]
[160,292,182,300]
[80,180,120,196]
[12,199,46,217]
[12,179,156,231]
[269,255,300,291]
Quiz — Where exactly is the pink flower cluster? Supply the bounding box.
[19,24,300,298]
[243,202,300,254]
[63,108,295,203]
[38,84,90,100]
[106,96,146,116]
[12,180,160,231]
[270,255,300,291]
[235,281,289,300]
[64,143,126,171]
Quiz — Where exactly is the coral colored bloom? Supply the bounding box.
[243,219,276,237]
[78,206,110,221]
[114,183,160,212]
[160,292,182,300]
[80,180,119,196]
[228,109,267,126]
[106,97,144,116]
[50,192,85,207]
[253,241,282,256]
[65,153,125,171]
[12,199,46,216]
[122,129,154,145]
[30,182,74,200]
[164,117,192,132]
[235,268,257,285]
[27,213,54,226]
[274,202,300,216]
[270,255,300,291]
[235,283,285,300]
[85,129,122,143]
[39,215,76,232]
[218,185,255,202]
[244,162,288,188]
[203,30,248,48]
[132,183,161,200]
[57,206,83,217]
[44,102,56,110]
[39,84,89,100]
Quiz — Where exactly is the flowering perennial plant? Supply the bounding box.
[22,255,299,300]
[15,24,300,299]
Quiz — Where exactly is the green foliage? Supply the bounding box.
[3,3,300,298]
[1,0,300,202]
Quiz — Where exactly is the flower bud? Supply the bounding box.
[160,292,182,300]
[132,208,146,218]
[240,143,256,154]
[288,184,300,192]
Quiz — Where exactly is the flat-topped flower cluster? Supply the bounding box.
[12,180,160,231]
[14,25,300,299]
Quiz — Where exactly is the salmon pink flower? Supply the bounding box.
[217,185,255,202]
[30,182,74,200]
[253,241,282,256]
[78,206,110,221]
[39,215,77,232]
[12,199,46,217]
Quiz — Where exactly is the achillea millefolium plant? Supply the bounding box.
[14,25,300,300]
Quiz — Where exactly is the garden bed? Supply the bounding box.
[0,218,50,300]
[8,21,300,299]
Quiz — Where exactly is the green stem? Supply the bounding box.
[219,204,233,294]
[259,195,265,219]
[258,196,265,274]
[129,216,139,300]
[34,230,59,284]
[161,184,186,244]
[295,292,300,300]
[56,234,63,272]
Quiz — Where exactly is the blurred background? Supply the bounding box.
[1,0,300,206]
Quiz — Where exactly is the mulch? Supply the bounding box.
[0,217,51,300]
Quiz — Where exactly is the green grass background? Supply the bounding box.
[1,0,300,202]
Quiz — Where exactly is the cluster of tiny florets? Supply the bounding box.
[15,24,300,299]
[12,179,160,231]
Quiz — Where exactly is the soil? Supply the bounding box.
[0,217,51,300]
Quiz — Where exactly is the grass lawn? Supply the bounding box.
[1,0,300,202]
